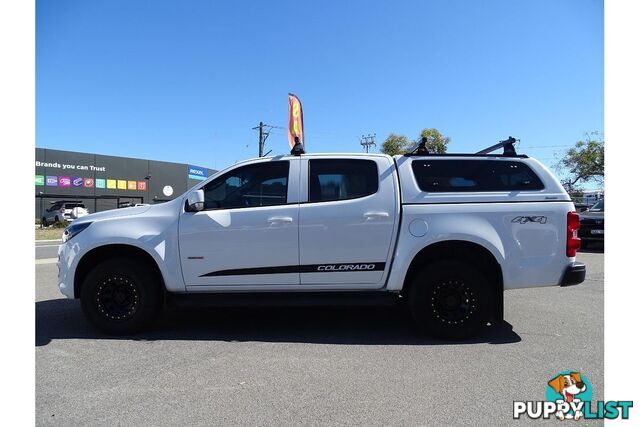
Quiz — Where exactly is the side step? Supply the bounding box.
[166,291,401,308]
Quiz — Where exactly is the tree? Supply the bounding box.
[380,133,411,156]
[419,128,450,154]
[380,128,451,156]
[556,132,604,187]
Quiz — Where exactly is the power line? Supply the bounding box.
[518,145,574,149]
[251,122,279,157]
[360,134,376,153]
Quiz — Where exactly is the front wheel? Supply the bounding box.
[80,258,161,335]
[408,260,492,340]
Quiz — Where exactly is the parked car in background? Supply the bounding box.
[579,199,604,248]
[118,201,149,208]
[42,201,89,226]
[573,201,590,212]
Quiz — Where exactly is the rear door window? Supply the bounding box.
[309,159,379,202]
[411,159,544,192]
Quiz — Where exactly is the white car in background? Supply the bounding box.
[42,201,89,225]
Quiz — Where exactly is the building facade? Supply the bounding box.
[35,148,216,220]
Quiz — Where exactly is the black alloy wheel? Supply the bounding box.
[95,275,140,321]
[409,260,492,340]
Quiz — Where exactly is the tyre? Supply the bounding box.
[408,260,492,340]
[41,217,48,227]
[80,258,162,335]
[54,215,59,223]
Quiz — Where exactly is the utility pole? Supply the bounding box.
[252,122,278,157]
[360,133,376,153]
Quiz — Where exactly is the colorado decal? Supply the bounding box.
[200,263,385,277]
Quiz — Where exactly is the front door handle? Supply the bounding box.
[268,216,293,224]
[364,211,390,220]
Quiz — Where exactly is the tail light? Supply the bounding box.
[566,211,581,257]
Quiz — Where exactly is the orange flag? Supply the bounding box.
[288,93,304,149]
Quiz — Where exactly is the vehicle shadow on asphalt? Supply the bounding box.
[36,299,522,347]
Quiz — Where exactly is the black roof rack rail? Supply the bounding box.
[475,136,519,156]
[406,137,431,156]
[404,136,522,157]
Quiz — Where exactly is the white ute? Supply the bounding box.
[58,139,585,339]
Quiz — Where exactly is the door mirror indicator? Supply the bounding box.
[186,189,205,212]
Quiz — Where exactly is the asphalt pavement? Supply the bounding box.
[36,240,60,261]
[36,246,604,426]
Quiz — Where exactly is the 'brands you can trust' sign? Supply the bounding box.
[187,165,208,181]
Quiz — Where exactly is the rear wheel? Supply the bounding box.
[80,258,161,335]
[408,260,492,340]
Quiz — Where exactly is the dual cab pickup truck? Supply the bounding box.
[58,147,585,339]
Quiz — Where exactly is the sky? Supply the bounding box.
[36,0,603,185]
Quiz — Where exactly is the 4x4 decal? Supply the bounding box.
[511,216,548,224]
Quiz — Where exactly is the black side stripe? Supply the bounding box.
[200,262,386,277]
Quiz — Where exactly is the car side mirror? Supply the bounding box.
[185,189,205,212]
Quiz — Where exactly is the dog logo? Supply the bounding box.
[547,372,588,420]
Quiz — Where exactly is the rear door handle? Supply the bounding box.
[364,211,390,220]
[268,216,293,224]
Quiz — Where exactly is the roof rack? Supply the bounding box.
[475,136,519,156]
[290,137,305,156]
[405,136,521,157]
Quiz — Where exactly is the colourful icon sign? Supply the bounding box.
[39,175,150,191]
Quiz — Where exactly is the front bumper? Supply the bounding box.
[57,242,77,299]
[560,262,586,287]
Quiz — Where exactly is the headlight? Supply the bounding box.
[62,221,92,242]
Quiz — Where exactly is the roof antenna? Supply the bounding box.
[290,136,305,156]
